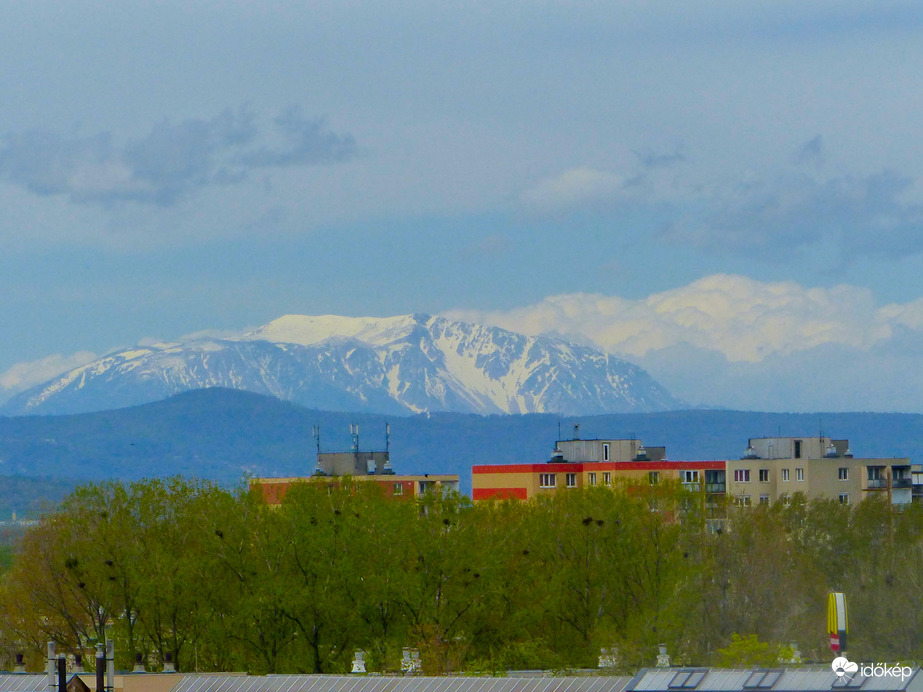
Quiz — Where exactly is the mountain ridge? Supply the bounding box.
[2,313,684,417]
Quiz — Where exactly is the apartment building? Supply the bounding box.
[472,437,726,502]
[472,433,921,509]
[250,424,459,504]
[251,473,460,504]
[726,436,923,507]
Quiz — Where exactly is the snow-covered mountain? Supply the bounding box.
[2,314,684,416]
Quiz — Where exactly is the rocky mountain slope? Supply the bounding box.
[2,314,683,416]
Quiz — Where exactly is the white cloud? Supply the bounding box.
[448,274,923,411]
[447,274,899,363]
[0,351,97,394]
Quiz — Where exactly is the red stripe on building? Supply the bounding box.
[472,487,529,501]
[472,461,725,474]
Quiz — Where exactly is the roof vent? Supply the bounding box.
[825,443,839,458]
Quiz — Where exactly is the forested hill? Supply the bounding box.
[1,388,922,497]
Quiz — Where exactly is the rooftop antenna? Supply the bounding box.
[351,424,360,453]
[313,425,321,454]
[558,420,562,442]
[385,422,391,453]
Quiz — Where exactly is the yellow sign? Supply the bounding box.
[827,592,848,634]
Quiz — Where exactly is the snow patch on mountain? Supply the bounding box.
[2,313,684,416]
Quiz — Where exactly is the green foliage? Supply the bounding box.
[715,634,794,668]
[2,477,923,673]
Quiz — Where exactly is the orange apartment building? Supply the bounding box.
[472,436,726,502]
[250,424,459,505]
[252,473,460,504]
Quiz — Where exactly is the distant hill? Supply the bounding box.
[1,313,683,417]
[0,476,78,521]
[2,388,922,496]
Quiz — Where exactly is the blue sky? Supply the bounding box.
[3,1,923,413]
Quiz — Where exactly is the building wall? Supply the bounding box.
[556,439,666,463]
[725,457,916,506]
[746,436,849,460]
[250,474,460,504]
[472,461,725,502]
[317,451,391,475]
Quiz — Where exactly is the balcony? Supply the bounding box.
[705,482,726,493]
[866,477,912,489]
[682,482,701,492]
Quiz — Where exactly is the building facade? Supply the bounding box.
[727,436,923,506]
[250,424,459,505]
[472,434,921,508]
[251,473,460,504]
[472,437,725,502]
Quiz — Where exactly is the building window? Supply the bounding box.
[681,470,699,484]
[566,473,577,488]
[796,468,804,481]
[839,493,849,505]
[759,469,769,482]
[539,473,556,488]
[588,472,597,486]
[781,493,791,505]
[782,469,790,482]
[393,483,403,495]
[603,443,610,462]
[649,471,660,485]
[735,495,751,507]
[759,495,770,505]
[794,440,802,458]
[734,469,750,482]
[838,468,849,481]
[603,472,611,486]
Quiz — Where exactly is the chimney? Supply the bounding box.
[400,648,421,675]
[350,650,366,674]
[133,652,145,673]
[56,655,66,692]
[46,642,56,691]
[106,639,114,692]
[162,652,175,674]
[656,643,671,668]
[95,644,104,692]
[13,653,25,674]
